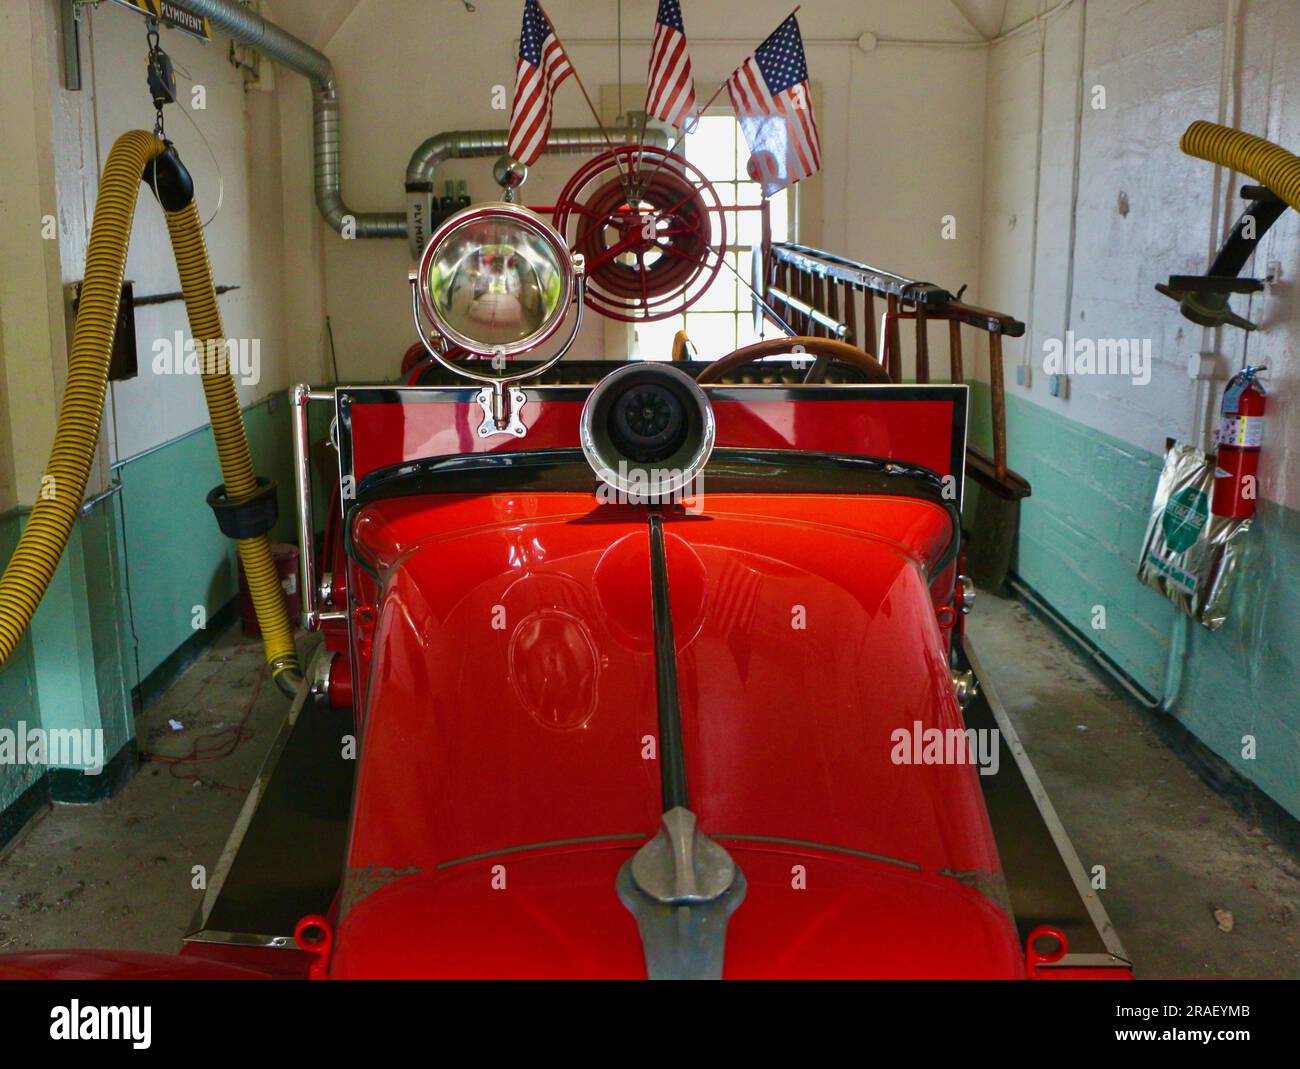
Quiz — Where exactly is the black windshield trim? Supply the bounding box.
[347,448,961,578]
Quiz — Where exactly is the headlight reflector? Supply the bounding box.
[417,204,574,357]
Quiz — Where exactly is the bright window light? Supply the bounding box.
[629,112,792,360]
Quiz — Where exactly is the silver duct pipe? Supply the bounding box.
[174,0,404,237]
[171,0,332,83]
[313,90,406,238]
[403,124,668,256]
[405,126,668,188]
[172,1,671,251]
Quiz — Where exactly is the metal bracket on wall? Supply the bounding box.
[1155,185,1289,332]
[70,279,138,382]
[60,0,88,91]
[62,1,216,90]
[134,284,240,308]
[474,386,528,440]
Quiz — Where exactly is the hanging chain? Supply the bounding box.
[145,20,176,140]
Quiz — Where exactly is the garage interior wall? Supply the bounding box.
[0,0,1298,832]
[316,0,990,377]
[0,0,308,818]
[0,0,992,822]
[971,0,1300,824]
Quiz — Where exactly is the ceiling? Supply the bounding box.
[949,0,1013,40]
[266,0,1023,54]
[267,0,363,51]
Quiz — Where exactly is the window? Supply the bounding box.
[628,113,792,359]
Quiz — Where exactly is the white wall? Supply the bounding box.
[977,0,1300,513]
[312,0,991,379]
[60,1,300,464]
[5,0,998,494]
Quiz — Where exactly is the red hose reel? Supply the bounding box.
[552,146,728,323]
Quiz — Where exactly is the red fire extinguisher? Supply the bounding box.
[1212,365,1267,519]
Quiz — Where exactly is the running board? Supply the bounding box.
[959,633,1132,972]
[184,648,354,952]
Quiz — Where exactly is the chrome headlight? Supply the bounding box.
[416,203,575,358]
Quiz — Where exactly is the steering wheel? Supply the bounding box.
[694,336,893,385]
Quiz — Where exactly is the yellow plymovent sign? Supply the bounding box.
[107,0,212,42]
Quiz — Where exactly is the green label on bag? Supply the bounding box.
[1162,487,1208,552]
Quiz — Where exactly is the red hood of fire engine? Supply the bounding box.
[334,490,1019,978]
[330,845,1023,979]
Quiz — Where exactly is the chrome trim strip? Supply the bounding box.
[713,834,921,872]
[292,384,346,631]
[291,383,317,631]
[184,930,297,949]
[435,833,647,870]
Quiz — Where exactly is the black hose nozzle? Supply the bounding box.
[143,143,195,211]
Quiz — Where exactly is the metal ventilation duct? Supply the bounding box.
[170,1,668,255]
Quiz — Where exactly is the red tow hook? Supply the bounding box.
[294,914,334,980]
[1025,925,1069,978]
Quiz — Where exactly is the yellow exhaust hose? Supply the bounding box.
[0,129,300,695]
[1181,121,1300,213]
[162,201,302,696]
[0,131,159,669]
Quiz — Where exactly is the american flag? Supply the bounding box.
[646,0,697,132]
[508,0,574,166]
[725,13,821,197]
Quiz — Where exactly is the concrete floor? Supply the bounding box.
[969,590,1300,979]
[0,627,313,957]
[1,596,1298,977]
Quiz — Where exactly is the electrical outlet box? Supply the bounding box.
[1048,373,1068,398]
[1016,364,1031,388]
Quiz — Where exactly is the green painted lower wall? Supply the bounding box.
[0,516,41,814]
[0,501,135,807]
[968,381,1300,822]
[0,393,298,823]
[113,394,298,682]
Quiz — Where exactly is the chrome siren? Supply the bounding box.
[580,364,715,505]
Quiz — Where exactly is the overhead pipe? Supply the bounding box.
[172,0,403,238]
[403,124,667,256]
[171,1,667,253]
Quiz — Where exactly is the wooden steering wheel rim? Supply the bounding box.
[695,336,893,385]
